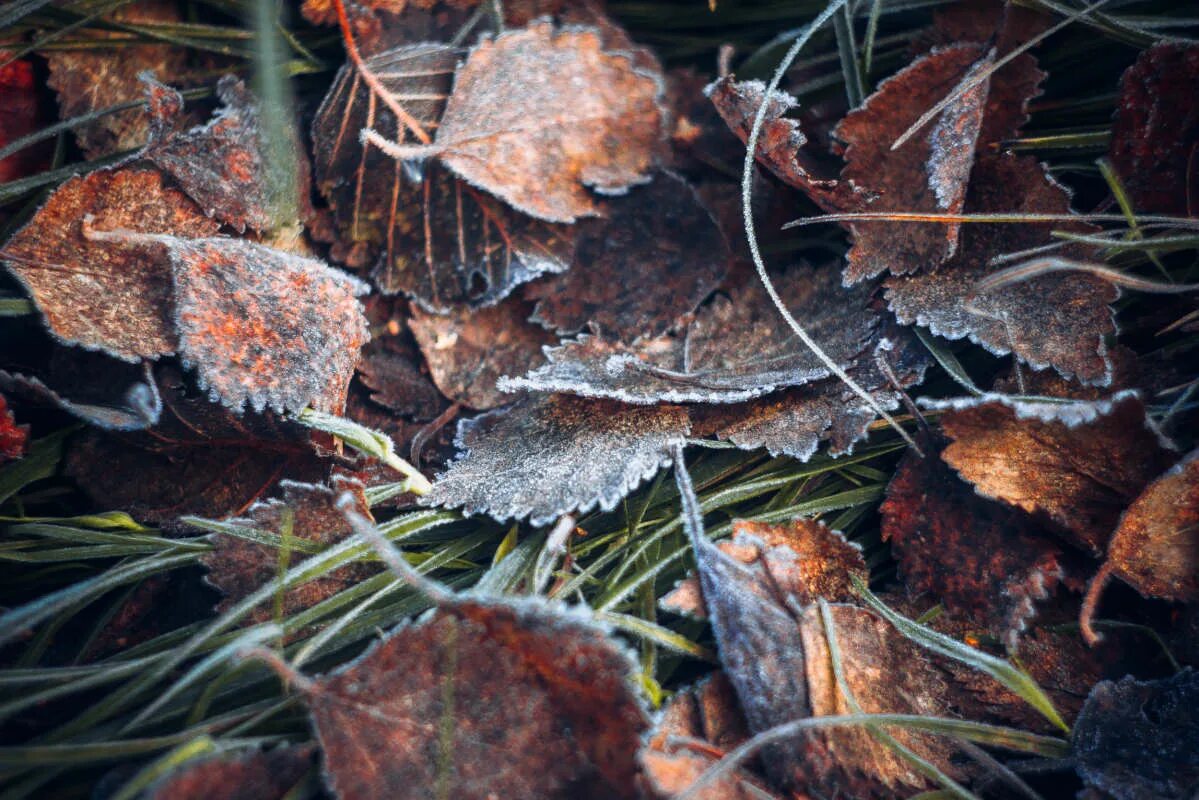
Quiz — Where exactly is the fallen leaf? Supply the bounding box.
[663,68,746,174]
[0,364,162,431]
[159,236,370,414]
[504,263,881,404]
[931,390,1177,554]
[0,167,218,361]
[1073,670,1199,800]
[661,517,868,619]
[425,393,689,525]
[881,439,1067,647]
[1109,42,1199,216]
[525,172,730,340]
[0,394,27,462]
[396,20,666,223]
[43,0,195,158]
[146,745,316,800]
[201,477,378,624]
[356,300,446,421]
[885,154,1117,384]
[0,57,51,183]
[409,295,555,410]
[309,598,648,799]
[311,42,574,311]
[144,75,313,233]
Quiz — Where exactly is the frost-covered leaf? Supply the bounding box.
[426,393,689,525]
[504,264,880,404]
[525,172,729,340]
[0,364,161,431]
[309,598,648,799]
[0,168,218,361]
[146,745,316,800]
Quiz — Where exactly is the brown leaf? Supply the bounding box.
[146,745,316,800]
[409,295,554,410]
[0,58,51,184]
[933,390,1177,554]
[408,20,666,223]
[0,394,28,462]
[311,42,574,311]
[661,517,867,619]
[885,154,1117,384]
[1109,42,1199,216]
[1102,448,1199,603]
[160,237,370,414]
[201,477,378,624]
[525,172,730,340]
[144,75,313,233]
[881,439,1067,646]
[0,168,218,361]
[356,300,446,421]
[425,393,689,525]
[308,598,648,799]
[43,0,195,158]
[504,263,881,404]
[835,44,990,283]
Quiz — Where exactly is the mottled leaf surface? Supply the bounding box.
[146,745,315,800]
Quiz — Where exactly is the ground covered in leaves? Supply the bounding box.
[1,0,1198,798]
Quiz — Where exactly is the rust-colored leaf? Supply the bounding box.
[885,154,1117,384]
[409,295,555,410]
[525,172,730,340]
[309,598,648,799]
[0,57,51,184]
[0,168,218,361]
[505,264,880,404]
[146,745,316,800]
[933,391,1177,554]
[1073,670,1199,800]
[881,440,1067,646]
[426,393,689,525]
[201,477,378,624]
[661,517,867,619]
[144,75,313,233]
[401,20,666,223]
[311,42,574,311]
[1109,42,1199,216]
[0,394,27,462]
[356,298,446,421]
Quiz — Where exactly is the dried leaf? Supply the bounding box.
[525,172,730,340]
[0,57,51,183]
[201,477,377,623]
[43,0,194,158]
[931,390,1176,554]
[0,365,161,431]
[309,598,648,799]
[664,68,746,174]
[504,264,880,404]
[425,393,689,525]
[311,42,574,311]
[1,168,218,361]
[357,351,445,422]
[1109,42,1199,216]
[835,45,989,283]
[146,745,316,800]
[409,295,555,410]
[162,236,370,414]
[144,75,313,233]
[0,394,28,462]
[408,20,665,223]
[886,154,1117,384]
[881,440,1066,647]
[1073,670,1199,800]
[1103,448,1199,603]
[661,517,867,619]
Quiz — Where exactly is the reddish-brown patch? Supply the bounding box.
[0,394,28,462]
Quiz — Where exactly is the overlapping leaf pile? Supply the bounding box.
[1,0,1198,797]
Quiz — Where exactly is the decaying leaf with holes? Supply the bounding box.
[390,21,666,223]
[409,295,555,410]
[1109,42,1199,216]
[661,517,867,619]
[885,154,1117,384]
[200,477,377,625]
[144,75,313,233]
[146,745,316,800]
[0,168,217,361]
[525,172,730,340]
[504,264,880,404]
[311,42,575,311]
[929,391,1176,554]
[881,439,1068,648]
[308,598,648,799]
[426,393,688,525]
